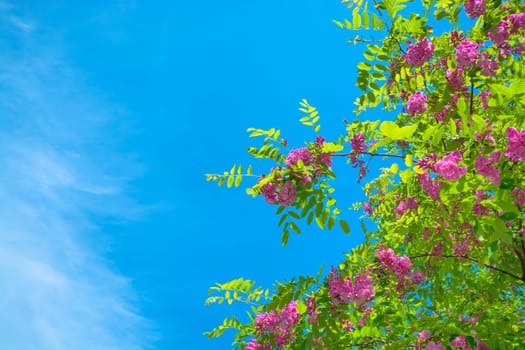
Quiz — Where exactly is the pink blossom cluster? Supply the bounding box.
[285,147,314,167]
[415,330,440,350]
[260,178,297,206]
[350,132,367,154]
[417,171,441,200]
[404,39,434,66]
[407,92,428,115]
[350,132,370,182]
[449,335,489,349]
[434,150,467,181]
[435,105,451,122]
[464,0,485,19]
[455,40,479,68]
[453,238,471,256]
[473,190,490,216]
[258,137,334,206]
[394,197,418,216]
[425,341,444,350]
[254,300,300,348]
[306,297,319,324]
[246,338,271,350]
[446,68,465,90]
[376,245,424,289]
[504,127,525,162]
[474,150,501,185]
[327,268,374,307]
[478,52,498,76]
[478,90,491,110]
[489,12,525,55]
[512,187,525,207]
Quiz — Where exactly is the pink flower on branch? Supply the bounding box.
[474,150,501,185]
[328,268,374,307]
[504,127,525,162]
[254,300,300,348]
[278,181,297,206]
[425,341,444,350]
[407,92,428,115]
[464,0,485,19]
[434,150,467,181]
[404,39,434,66]
[455,40,479,68]
[446,68,465,90]
[417,171,441,200]
[286,147,314,167]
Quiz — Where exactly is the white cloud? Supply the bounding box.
[0,5,153,350]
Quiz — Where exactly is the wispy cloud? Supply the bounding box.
[0,4,152,350]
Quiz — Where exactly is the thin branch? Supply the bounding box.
[333,152,406,159]
[469,80,475,115]
[410,253,524,282]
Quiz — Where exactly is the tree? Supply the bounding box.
[205,0,525,348]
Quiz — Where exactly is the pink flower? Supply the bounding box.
[456,40,479,68]
[254,301,299,347]
[474,150,501,185]
[394,201,406,216]
[351,132,368,153]
[450,335,467,348]
[260,180,279,204]
[464,0,485,19]
[508,13,525,33]
[489,20,510,46]
[473,190,489,216]
[405,197,418,210]
[404,39,434,66]
[479,90,491,109]
[504,127,525,162]
[512,187,525,206]
[286,147,313,167]
[417,330,431,341]
[446,68,465,90]
[279,181,297,206]
[407,92,428,115]
[246,339,270,350]
[434,150,467,181]
[478,52,498,76]
[393,256,412,277]
[453,239,471,256]
[417,171,441,200]
[328,268,374,307]
[364,202,373,215]
[425,341,444,350]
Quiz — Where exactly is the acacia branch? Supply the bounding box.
[410,253,524,282]
[333,152,406,159]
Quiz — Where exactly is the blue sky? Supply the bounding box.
[0,1,374,349]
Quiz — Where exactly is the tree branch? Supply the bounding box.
[333,152,406,159]
[411,253,524,282]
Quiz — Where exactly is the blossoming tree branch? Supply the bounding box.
[205,0,525,348]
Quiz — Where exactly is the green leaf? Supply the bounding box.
[322,142,344,153]
[315,216,325,230]
[363,51,374,61]
[339,219,351,234]
[380,121,400,138]
[289,221,302,234]
[353,12,361,28]
[362,12,370,28]
[332,19,344,28]
[234,175,242,187]
[281,229,290,246]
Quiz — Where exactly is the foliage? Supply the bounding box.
[205,0,525,348]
